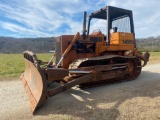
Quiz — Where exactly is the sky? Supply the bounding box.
[0,0,160,38]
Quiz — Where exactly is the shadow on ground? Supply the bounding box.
[34,71,160,120]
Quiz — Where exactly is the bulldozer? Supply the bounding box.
[20,6,150,113]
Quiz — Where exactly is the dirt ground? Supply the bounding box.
[0,63,160,120]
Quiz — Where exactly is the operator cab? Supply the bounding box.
[86,6,135,47]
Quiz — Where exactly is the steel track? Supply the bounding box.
[69,55,142,88]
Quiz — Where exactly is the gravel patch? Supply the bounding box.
[0,64,160,120]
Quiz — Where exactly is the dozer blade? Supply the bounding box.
[20,51,92,113]
[20,51,47,113]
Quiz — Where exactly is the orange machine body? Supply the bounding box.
[55,31,135,69]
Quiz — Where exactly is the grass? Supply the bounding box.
[147,52,160,64]
[0,52,160,80]
[0,53,52,80]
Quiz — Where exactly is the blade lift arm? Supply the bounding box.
[56,32,80,68]
[47,74,91,97]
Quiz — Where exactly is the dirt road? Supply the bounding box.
[0,63,160,120]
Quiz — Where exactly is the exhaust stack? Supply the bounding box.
[82,11,87,39]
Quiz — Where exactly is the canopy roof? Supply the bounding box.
[89,6,132,20]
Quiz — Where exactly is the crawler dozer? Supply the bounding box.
[20,6,150,113]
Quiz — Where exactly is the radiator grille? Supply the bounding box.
[90,37,102,42]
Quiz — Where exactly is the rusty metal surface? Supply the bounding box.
[79,57,142,88]
[48,74,91,97]
[20,51,47,113]
[56,32,80,67]
[69,55,117,69]
[71,63,129,72]
[20,51,142,113]
[68,54,141,87]
[55,35,75,68]
[124,48,150,67]
[45,68,69,81]
[69,54,135,69]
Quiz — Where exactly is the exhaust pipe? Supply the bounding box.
[82,11,87,39]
